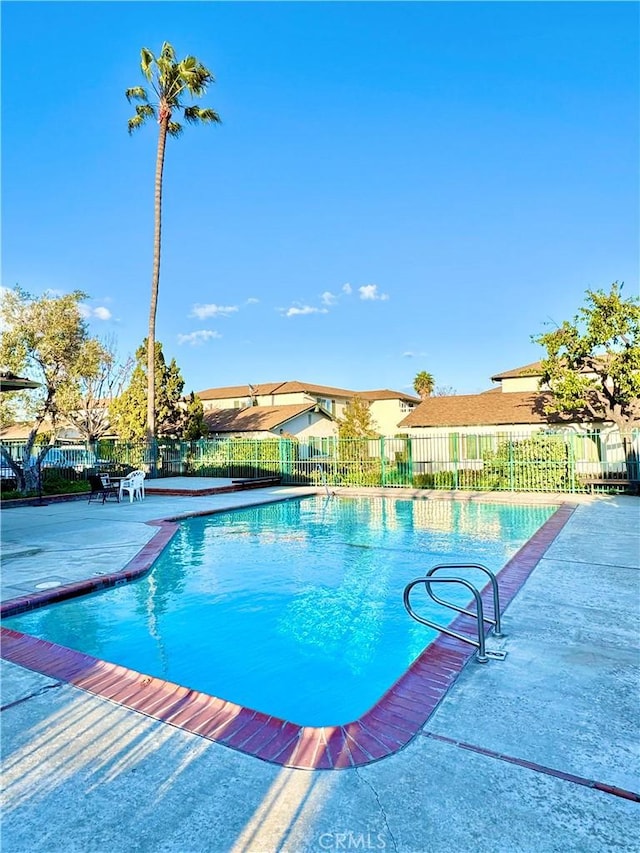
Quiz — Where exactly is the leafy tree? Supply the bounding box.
[109,341,185,441]
[534,282,640,476]
[183,392,207,440]
[126,41,221,445]
[0,392,23,431]
[337,396,380,438]
[0,287,106,492]
[56,337,133,443]
[413,370,435,399]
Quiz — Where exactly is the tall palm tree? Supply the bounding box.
[413,370,435,399]
[126,42,221,447]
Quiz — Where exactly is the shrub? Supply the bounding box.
[482,433,571,492]
[42,469,89,495]
[412,471,456,489]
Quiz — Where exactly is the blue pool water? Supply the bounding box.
[4,496,555,725]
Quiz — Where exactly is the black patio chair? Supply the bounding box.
[88,473,120,504]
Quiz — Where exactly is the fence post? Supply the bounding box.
[452,433,459,490]
[278,438,292,482]
[508,438,515,491]
[567,434,576,493]
[148,438,158,479]
[380,436,386,486]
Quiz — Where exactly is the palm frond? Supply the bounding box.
[157,56,173,83]
[179,58,214,96]
[125,86,148,102]
[161,66,182,102]
[182,106,196,124]
[130,42,221,135]
[197,107,221,124]
[140,47,155,82]
[183,106,221,125]
[160,42,176,62]
[127,115,147,134]
[136,104,156,119]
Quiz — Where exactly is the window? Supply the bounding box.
[571,431,603,462]
[460,434,493,461]
[316,397,335,414]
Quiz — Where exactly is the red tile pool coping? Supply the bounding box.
[0,501,577,770]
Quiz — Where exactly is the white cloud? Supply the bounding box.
[284,305,329,317]
[342,283,352,295]
[321,291,337,306]
[177,329,222,346]
[403,350,427,358]
[246,297,259,305]
[78,304,112,320]
[359,284,389,301]
[191,303,238,319]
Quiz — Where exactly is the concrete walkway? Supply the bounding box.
[1,489,638,852]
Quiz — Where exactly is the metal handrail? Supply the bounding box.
[403,576,490,663]
[425,563,503,638]
[316,463,331,497]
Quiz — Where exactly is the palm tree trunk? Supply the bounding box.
[147,114,169,464]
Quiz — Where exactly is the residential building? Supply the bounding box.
[196,381,420,437]
[398,362,637,476]
[356,389,421,435]
[203,403,336,441]
[197,381,354,418]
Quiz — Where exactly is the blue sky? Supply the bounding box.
[2,1,638,397]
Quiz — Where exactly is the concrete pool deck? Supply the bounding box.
[0,487,638,852]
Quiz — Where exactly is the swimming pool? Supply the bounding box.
[3,496,556,726]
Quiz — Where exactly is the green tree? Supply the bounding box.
[126,41,221,445]
[109,341,185,441]
[183,392,207,440]
[0,287,107,492]
[337,396,380,438]
[413,370,435,399]
[534,282,640,476]
[0,391,23,431]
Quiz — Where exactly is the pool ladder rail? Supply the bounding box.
[403,563,507,664]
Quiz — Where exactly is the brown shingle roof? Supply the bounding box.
[204,403,328,433]
[398,391,580,428]
[198,382,281,401]
[277,380,357,397]
[490,362,544,382]
[357,389,421,402]
[197,380,419,403]
[0,422,45,439]
[197,380,357,401]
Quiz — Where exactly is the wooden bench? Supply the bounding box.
[583,477,636,494]
[231,476,282,489]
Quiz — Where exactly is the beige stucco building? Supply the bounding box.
[197,380,419,438]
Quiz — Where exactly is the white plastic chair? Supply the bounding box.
[119,469,146,503]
